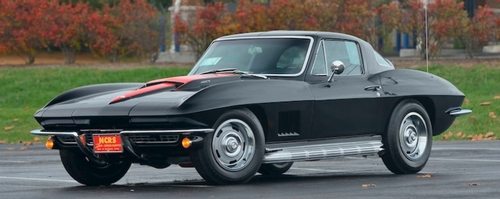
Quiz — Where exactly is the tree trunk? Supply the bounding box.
[24,53,35,65]
[109,50,119,63]
[62,45,76,64]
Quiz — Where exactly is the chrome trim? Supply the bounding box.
[263,136,383,164]
[80,129,123,132]
[211,119,256,171]
[120,129,213,134]
[447,108,472,116]
[192,36,315,77]
[31,128,214,136]
[309,40,328,76]
[133,141,178,144]
[30,129,77,136]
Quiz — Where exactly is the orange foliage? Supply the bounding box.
[428,0,470,56]
[336,0,377,43]
[44,2,93,64]
[234,0,269,32]
[95,0,159,62]
[175,2,229,58]
[0,0,54,64]
[471,6,496,46]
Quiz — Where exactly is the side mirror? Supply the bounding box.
[327,60,345,83]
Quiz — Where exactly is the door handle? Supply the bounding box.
[364,85,381,91]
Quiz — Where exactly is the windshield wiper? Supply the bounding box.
[200,68,267,79]
[200,68,238,75]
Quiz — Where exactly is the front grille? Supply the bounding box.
[55,130,181,146]
[128,134,179,144]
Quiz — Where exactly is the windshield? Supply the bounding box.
[190,38,312,76]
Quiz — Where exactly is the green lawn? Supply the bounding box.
[423,65,499,140]
[0,65,498,143]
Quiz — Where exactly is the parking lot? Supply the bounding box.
[1,141,499,199]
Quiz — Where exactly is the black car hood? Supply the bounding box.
[39,74,241,118]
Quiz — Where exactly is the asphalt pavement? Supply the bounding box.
[1,141,499,199]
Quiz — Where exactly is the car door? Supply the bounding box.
[306,39,384,139]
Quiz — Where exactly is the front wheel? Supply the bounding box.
[381,100,432,174]
[191,108,265,185]
[59,149,131,186]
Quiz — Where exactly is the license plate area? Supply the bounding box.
[92,134,123,153]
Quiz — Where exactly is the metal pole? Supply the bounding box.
[424,0,429,72]
[171,0,182,53]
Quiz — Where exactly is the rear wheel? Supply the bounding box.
[381,100,432,174]
[59,149,131,186]
[259,162,293,176]
[191,108,265,185]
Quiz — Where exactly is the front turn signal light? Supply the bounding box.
[45,136,55,150]
[181,137,192,149]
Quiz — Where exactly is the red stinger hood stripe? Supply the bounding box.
[146,74,233,86]
[109,74,234,104]
[109,83,175,104]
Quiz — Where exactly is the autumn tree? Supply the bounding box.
[91,0,160,62]
[428,0,470,57]
[85,8,119,62]
[336,0,377,45]
[45,2,93,64]
[302,0,340,31]
[0,0,53,64]
[175,2,229,59]
[234,0,269,32]
[267,0,308,30]
[377,1,402,52]
[465,6,497,54]
[400,0,425,57]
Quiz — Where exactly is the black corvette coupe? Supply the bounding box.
[32,31,471,185]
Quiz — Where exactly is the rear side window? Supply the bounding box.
[374,51,393,69]
[323,40,363,76]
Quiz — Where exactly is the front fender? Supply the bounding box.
[178,79,313,113]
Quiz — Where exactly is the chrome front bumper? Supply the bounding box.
[31,128,213,165]
[446,107,472,116]
[31,129,214,136]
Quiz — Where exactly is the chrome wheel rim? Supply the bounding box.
[212,119,255,171]
[399,112,428,161]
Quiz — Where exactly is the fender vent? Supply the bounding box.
[278,111,300,136]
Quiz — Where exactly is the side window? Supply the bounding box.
[324,40,363,76]
[310,41,327,75]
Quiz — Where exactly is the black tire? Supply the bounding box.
[59,149,131,186]
[191,108,265,185]
[381,99,433,174]
[258,162,293,176]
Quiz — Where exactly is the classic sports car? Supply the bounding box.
[32,31,471,185]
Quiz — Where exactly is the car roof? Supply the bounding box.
[217,30,367,44]
[216,31,393,75]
